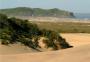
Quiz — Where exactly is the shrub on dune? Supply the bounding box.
[0,13,72,51]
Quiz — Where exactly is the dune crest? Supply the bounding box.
[0,33,90,62]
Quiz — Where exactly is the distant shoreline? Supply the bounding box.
[27,17,90,23]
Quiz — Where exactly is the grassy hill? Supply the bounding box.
[0,7,74,18]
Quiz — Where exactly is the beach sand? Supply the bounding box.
[0,33,90,62]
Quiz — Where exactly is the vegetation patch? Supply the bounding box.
[0,7,74,18]
[0,14,72,51]
[32,21,90,33]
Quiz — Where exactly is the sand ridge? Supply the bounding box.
[0,33,90,62]
[1,44,90,62]
[60,33,90,47]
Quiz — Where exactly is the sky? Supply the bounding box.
[0,0,90,13]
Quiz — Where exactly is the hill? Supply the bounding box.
[0,7,74,18]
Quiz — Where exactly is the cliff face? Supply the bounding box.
[0,7,74,18]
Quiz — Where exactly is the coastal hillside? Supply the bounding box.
[0,7,74,18]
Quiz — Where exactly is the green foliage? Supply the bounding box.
[0,7,74,17]
[0,14,72,51]
[1,39,9,45]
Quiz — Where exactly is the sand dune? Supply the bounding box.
[1,44,90,62]
[61,33,90,47]
[0,43,38,55]
[0,33,90,62]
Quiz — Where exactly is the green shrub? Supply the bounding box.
[1,40,9,45]
[0,13,72,51]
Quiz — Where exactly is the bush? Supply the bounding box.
[1,40,9,45]
[0,13,72,51]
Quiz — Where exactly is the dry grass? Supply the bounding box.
[28,17,90,33]
[31,21,90,33]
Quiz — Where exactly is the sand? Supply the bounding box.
[29,17,90,23]
[0,43,38,55]
[61,33,90,47]
[0,33,90,62]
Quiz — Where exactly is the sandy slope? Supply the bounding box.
[61,33,90,47]
[0,44,90,62]
[0,43,38,55]
[0,33,90,62]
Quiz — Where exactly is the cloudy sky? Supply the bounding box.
[0,0,90,13]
